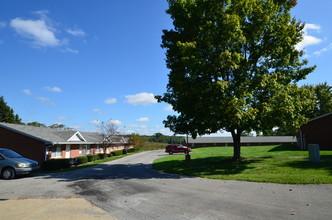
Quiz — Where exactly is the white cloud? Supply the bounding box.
[45,86,62,92]
[90,120,100,125]
[56,116,69,121]
[66,28,85,37]
[313,43,332,56]
[164,105,173,111]
[9,10,79,54]
[63,47,79,54]
[125,92,157,106]
[304,24,320,32]
[296,23,322,51]
[10,17,61,47]
[69,125,80,130]
[92,108,104,114]
[36,97,55,105]
[23,89,32,95]
[104,98,117,104]
[109,120,122,125]
[136,117,149,122]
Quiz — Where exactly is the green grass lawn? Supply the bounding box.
[152,145,332,184]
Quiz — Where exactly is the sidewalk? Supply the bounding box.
[0,197,117,220]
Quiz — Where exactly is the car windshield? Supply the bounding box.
[0,150,23,158]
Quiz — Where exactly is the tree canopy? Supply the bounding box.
[0,96,22,124]
[268,82,332,135]
[157,0,315,159]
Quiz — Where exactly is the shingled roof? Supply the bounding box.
[0,122,127,145]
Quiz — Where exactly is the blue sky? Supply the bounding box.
[0,1,331,136]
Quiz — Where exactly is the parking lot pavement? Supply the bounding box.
[0,197,117,220]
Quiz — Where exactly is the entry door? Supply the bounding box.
[65,145,71,158]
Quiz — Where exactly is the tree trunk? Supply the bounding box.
[231,130,242,161]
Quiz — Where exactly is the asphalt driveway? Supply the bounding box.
[1,150,331,220]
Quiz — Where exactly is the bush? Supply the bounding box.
[87,155,94,162]
[127,147,137,153]
[76,156,88,164]
[123,148,127,154]
[42,159,71,171]
[98,153,107,159]
[111,150,123,156]
[107,153,112,158]
[87,154,99,162]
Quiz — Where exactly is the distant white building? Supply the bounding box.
[185,136,296,148]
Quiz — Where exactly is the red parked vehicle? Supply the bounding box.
[165,144,191,155]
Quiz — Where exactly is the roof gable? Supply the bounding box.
[68,132,86,142]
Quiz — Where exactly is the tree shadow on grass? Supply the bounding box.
[268,144,299,152]
[153,156,264,177]
[281,155,332,175]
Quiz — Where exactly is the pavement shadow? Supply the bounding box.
[35,162,185,182]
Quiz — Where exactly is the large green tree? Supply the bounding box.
[157,0,315,160]
[0,96,22,124]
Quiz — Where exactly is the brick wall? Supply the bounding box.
[0,127,46,164]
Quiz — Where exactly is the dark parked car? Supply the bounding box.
[165,144,191,155]
[0,148,40,180]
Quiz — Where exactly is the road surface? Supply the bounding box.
[1,150,331,219]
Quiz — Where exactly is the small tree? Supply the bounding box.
[129,133,146,150]
[97,120,120,157]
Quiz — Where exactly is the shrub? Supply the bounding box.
[76,156,88,164]
[123,149,127,154]
[91,154,99,161]
[127,148,137,153]
[111,150,123,156]
[107,153,112,158]
[98,153,106,159]
[42,159,71,171]
[87,155,95,162]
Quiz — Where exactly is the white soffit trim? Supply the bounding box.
[67,131,86,142]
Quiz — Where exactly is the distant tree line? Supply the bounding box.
[146,132,185,144]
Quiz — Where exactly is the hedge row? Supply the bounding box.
[42,147,139,171]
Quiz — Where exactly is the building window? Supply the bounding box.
[86,145,91,154]
[52,145,62,158]
[79,145,83,155]
[96,145,100,153]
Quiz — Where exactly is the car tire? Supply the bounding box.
[2,167,15,180]
[169,151,173,155]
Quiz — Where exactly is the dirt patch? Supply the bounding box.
[0,197,117,220]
